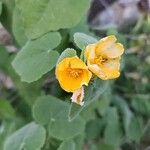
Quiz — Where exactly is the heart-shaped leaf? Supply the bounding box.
[12,32,61,82]
[4,122,46,150]
[16,0,90,39]
[33,95,85,140]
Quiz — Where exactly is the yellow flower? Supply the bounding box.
[55,56,92,92]
[85,35,124,80]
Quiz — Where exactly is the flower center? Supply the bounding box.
[67,68,83,78]
[94,56,108,65]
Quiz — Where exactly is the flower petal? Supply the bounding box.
[88,63,107,80]
[85,44,96,62]
[102,43,124,58]
[71,86,84,106]
[100,58,121,80]
[88,58,121,80]
[95,35,116,55]
[69,56,88,69]
[103,58,120,70]
[56,70,83,92]
[56,57,70,71]
[56,57,92,92]
[82,69,92,86]
[96,35,124,58]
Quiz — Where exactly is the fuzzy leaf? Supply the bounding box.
[16,0,90,39]
[104,107,123,147]
[58,140,75,150]
[74,32,97,50]
[57,48,76,64]
[0,1,2,15]
[12,32,61,82]
[112,95,133,135]
[4,122,46,150]
[127,116,143,142]
[0,0,15,31]
[131,94,150,115]
[0,45,9,70]
[0,99,15,119]
[33,95,85,140]
[12,7,27,47]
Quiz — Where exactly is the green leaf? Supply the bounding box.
[104,107,123,147]
[0,0,15,31]
[70,16,93,40]
[80,101,97,122]
[85,119,103,140]
[12,7,28,47]
[0,45,9,70]
[4,122,46,150]
[16,80,43,106]
[57,48,76,64]
[127,116,143,142]
[97,88,111,116]
[69,79,109,121]
[113,96,144,142]
[0,120,18,150]
[131,94,150,115]
[0,1,2,15]
[68,103,81,121]
[12,32,61,82]
[73,134,84,150]
[33,95,68,125]
[16,0,90,39]
[50,134,83,150]
[0,99,15,119]
[98,143,116,150]
[58,140,75,150]
[33,95,86,140]
[112,95,133,135]
[73,32,97,50]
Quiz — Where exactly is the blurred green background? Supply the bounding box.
[0,0,150,150]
